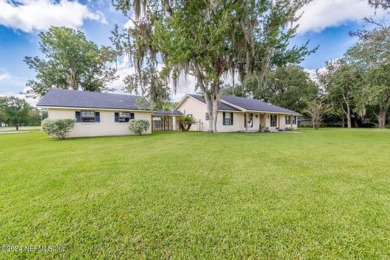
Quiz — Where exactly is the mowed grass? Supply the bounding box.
[0,129,389,258]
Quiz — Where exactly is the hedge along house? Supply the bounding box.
[175,94,301,132]
[37,88,152,137]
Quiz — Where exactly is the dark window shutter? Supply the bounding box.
[231,113,233,125]
[131,113,134,119]
[75,111,81,122]
[223,112,226,125]
[115,112,119,122]
[95,112,100,122]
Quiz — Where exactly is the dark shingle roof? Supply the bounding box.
[222,95,301,115]
[185,94,300,115]
[37,88,147,111]
[187,94,239,111]
[153,110,183,116]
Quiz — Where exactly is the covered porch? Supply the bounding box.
[242,112,298,132]
[152,110,182,131]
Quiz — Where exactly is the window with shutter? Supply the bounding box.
[223,112,233,125]
[115,112,134,122]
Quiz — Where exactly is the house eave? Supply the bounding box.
[37,105,152,113]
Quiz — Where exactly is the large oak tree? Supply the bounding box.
[113,0,313,132]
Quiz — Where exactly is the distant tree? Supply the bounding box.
[135,97,151,110]
[318,59,363,128]
[25,26,117,97]
[223,85,247,97]
[28,108,42,126]
[347,21,390,128]
[3,97,30,130]
[304,98,331,129]
[154,100,179,111]
[0,97,6,125]
[265,65,318,112]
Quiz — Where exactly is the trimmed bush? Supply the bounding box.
[128,119,150,135]
[42,118,76,139]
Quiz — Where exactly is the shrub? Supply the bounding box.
[41,118,76,139]
[177,115,197,131]
[128,119,150,135]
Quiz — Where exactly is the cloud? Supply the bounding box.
[0,72,11,81]
[297,0,388,34]
[0,0,106,32]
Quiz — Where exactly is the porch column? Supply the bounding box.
[245,112,248,130]
[172,116,177,131]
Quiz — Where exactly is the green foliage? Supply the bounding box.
[346,20,390,128]
[28,108,42,126]
[24,26,117,97]
[112,0,314,132]
[128,119,150,135]
[303,98,331,129]
[135,97,151,110]
[0,97,6,124]
[318,59,363,128]
[41,118,76,139]
[264,65,318,112]
[177,115,197,131]
[0,96,30,129]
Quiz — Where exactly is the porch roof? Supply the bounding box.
[152,110,183,117]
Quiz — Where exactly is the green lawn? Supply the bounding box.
[0,129,389,258]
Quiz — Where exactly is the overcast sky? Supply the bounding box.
[0,0,388,104]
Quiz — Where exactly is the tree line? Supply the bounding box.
[21,0,389,131]
[0,97,46,129]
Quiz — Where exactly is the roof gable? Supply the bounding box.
[37,88,147,111]
[221,95,301,115]
[186,94,240,111]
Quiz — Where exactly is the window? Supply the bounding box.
[115,112,134,122]
[292,116,297,124]
[270,114,278,127]
[75,111,100,122]
[223,112,233,125]
[248,113,253,127]
[205,113,209,121]
[244,113,253,127]
[285,115,291,124]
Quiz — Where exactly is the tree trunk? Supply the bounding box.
[15,123,19,131]
[205,95,220,133]
[378,107,387,128]
[193,62,222,133]
[342,94,351,128]
[378,97,390,129]
[211,99,219,132]
[346,105,351,128]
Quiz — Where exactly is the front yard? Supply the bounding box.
[0,129,389,258]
